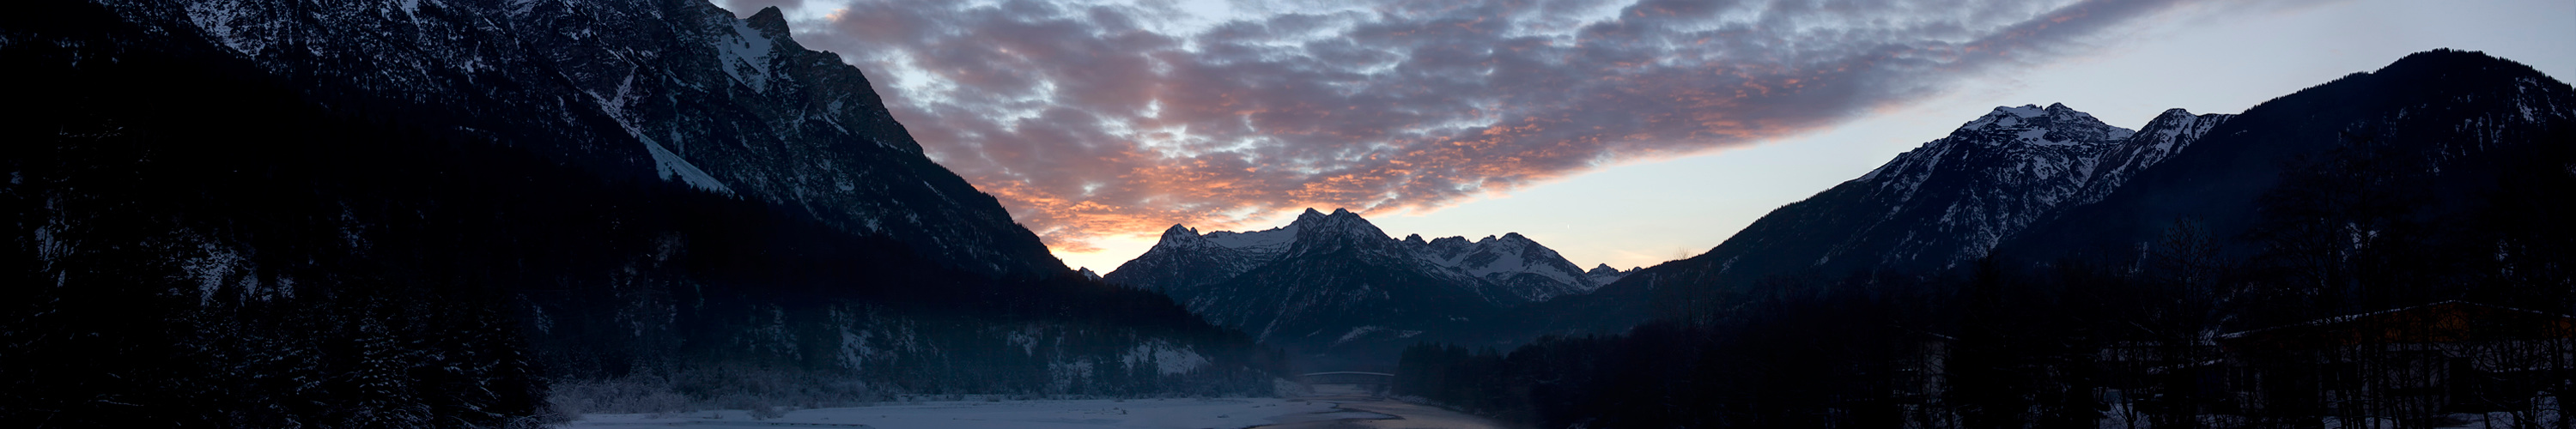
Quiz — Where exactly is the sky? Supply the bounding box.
[714,0,2576,274]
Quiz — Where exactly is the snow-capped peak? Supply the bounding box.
[1953,103,2133,142]
[1960,104,2050,130]
[1831,102,2227,271]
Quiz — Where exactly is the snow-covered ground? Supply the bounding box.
[566,396,1382,429]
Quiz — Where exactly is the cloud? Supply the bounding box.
[762,0,2240,253]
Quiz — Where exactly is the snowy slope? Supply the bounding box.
[1716,103,2153,278]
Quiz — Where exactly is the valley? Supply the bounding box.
[1,0,2568,427]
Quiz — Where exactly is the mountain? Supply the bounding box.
[1999,49,2576,267]
[1105,208,1604,369]
[1388,51,2576,428]
[100,0,1059,278]
[1541,103,2217,321]
[1585,264,1638,286]
[0,1,1276,425]
[1714,102,2214,277]
[1531,49,2573,335]
[1521,103,2229,332]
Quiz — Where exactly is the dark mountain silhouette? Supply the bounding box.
[1523,49,2573,337]
[1393,48,2576,429]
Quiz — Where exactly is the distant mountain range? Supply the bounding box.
[1106,208,1629,369]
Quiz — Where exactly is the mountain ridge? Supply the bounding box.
[1523,48,2573,337]
[1105,208,1621,369]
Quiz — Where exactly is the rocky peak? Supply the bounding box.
[1584,263,1635,285]
[2135,108,2227,138]
[1954,103,2135,146]
[1158,224,1203,243]
[1295,208,1329,222]
[1286,208,1393,253]
[744,6,792,39]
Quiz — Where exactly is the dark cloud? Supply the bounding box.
[762,0,2248,252]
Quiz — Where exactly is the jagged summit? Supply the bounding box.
[744,6,792,36]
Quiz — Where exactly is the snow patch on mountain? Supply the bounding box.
[641,134,736,195]
[716,16,775,94]
[183,1,267,57]
[1121,340,1207,375]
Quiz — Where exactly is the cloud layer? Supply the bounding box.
[762,0,2220,252]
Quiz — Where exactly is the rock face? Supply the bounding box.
[1534,49,2573,336]
[1105,208,1608,368]
[107,0,1061,277]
